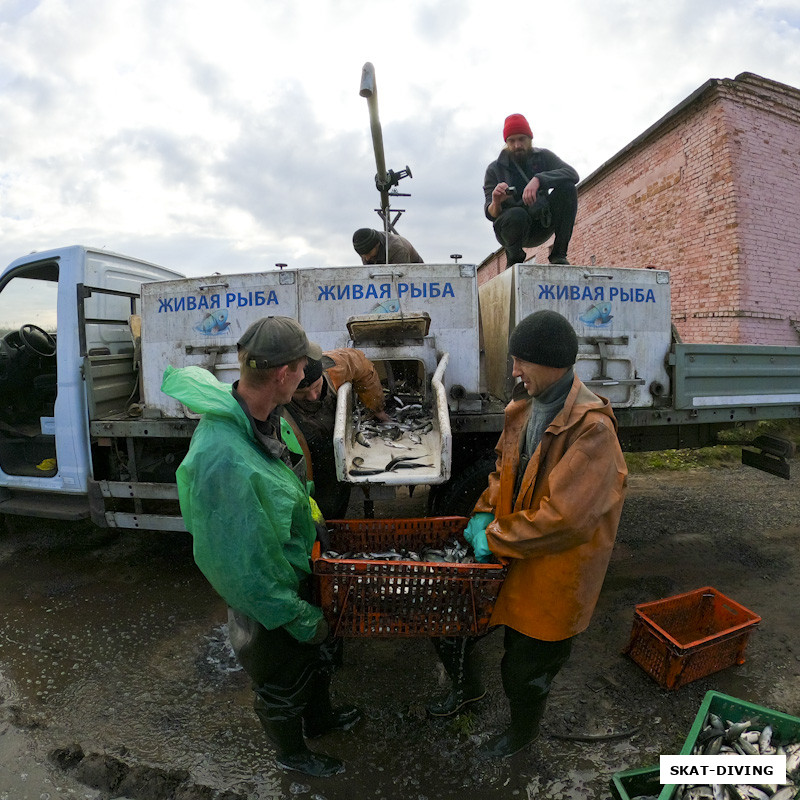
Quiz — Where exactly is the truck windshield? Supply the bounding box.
[0,275,58,337]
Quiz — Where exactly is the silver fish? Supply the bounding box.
[686,712,800,800]
[684,786,714,799]
[733,787,769,800]
[725,721,753,743]
[735,739,759,756]
[385,455,422,471]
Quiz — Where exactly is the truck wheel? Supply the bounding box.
[428,452,496,518]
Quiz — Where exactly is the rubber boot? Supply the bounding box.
[302,669,361,739]
[477,695,546,759]
[426,637,486,718]
[478,630,572,759]
[254,689,344,777]
[505,247,527,268]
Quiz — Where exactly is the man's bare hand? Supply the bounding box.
[523,176,541,206]
[488,182,510,218]
[492,182,510,201]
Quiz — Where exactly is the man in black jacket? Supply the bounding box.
[483,114,579,267]
[352,228,423,265]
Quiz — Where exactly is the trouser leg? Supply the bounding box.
[501,627,573,732]
[546,183,578,260]
[253,664,317,757]
[493,207,532,265]
[494,185,577,264]
[227,609,345,777]
[478,627,572,758]
[253,674,345,777]
[427,636,486,717]
[433,636,481,685]
[229,612,320,752]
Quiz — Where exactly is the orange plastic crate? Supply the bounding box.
[312,517,506,637]
[623,586,760,690]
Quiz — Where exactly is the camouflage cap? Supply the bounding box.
[237,316,322,369]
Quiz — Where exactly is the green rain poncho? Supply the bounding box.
[161,365,323,642]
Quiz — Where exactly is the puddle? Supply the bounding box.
[2,466,800,798]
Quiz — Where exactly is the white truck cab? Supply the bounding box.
[0,246,183,519]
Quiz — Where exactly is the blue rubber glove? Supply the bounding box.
[463,512,494,562]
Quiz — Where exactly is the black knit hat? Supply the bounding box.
[353,228,380,255]
[508,310,578,367]
[297,355,336,389]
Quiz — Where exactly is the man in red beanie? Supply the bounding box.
[483,113,579,267]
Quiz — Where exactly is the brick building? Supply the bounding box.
[477,72,800,345]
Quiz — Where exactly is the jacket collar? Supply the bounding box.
[232,382,286,459]
[510,372,617,434]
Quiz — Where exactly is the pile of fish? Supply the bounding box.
[322,538,474,564]
[348,390,436,476]
[646,712,800,800]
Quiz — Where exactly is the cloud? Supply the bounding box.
[1,0,799,277]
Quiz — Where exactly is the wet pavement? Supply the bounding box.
[1,462,800,799]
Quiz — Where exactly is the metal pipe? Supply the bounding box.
[359,62,390,217]
[360,64,392,263]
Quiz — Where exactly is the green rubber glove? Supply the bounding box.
[463,512,494,562]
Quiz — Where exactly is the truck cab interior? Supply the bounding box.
[0,262,59,477]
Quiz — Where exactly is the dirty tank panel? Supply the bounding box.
[140,271,299,417]
[480,263,672,407]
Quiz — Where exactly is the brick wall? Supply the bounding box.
[478,73,800,345]
[723,78,800,345]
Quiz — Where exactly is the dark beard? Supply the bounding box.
[510,147,530,164]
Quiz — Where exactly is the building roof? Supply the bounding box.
[578,72,800,191]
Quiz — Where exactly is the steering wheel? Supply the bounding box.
[19,323,56,357]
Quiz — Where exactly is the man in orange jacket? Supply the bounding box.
[286,348,389,520]
[457,310,628,758]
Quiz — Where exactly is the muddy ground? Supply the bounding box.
[1,461,799,800]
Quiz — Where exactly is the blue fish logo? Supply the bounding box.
[579,302,613,327]
[370,299,401,314]
[195,309,231,335]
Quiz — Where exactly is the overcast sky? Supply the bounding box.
[1,0,799,278]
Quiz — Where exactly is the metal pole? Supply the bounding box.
[360,62,391,264]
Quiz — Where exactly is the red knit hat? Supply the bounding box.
[503,113,533,141]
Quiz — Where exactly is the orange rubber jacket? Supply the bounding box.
[473,374,628,641]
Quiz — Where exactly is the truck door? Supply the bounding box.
[0,261,60,479]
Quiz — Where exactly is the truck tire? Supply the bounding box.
[428,452,496,518]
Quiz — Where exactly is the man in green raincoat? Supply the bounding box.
[162,316,360,778]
